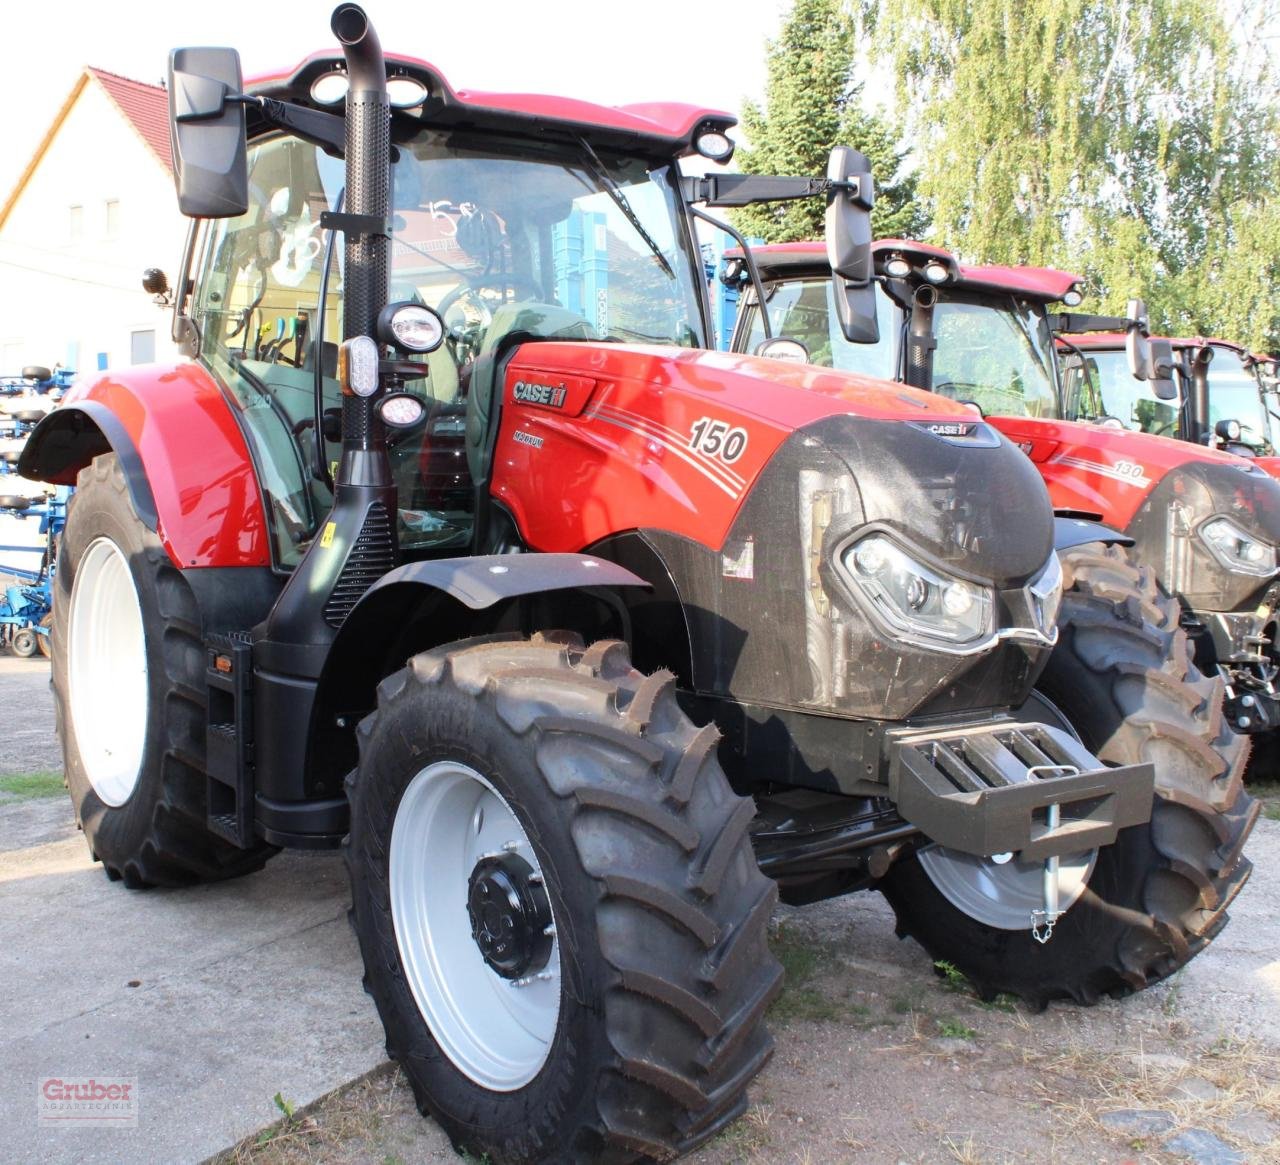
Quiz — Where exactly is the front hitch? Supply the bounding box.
[885,720,1154,862]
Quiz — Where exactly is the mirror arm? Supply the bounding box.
[682,174,828,208]
[688,205,772,340]
[1050,311,1132,335]
[252,97,348,158]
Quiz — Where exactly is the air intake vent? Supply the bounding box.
[323,502,394,627]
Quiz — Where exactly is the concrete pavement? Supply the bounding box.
[0,658,386,1164]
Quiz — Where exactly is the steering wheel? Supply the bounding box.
[436,276,547,367]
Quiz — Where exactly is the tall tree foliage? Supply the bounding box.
[868,0,1280,350]
[734,0,928,242]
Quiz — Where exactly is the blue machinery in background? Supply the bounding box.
[0,490,70,657]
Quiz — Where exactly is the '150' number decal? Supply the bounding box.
[689,417,749,463]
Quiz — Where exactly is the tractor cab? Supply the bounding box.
[1064,333,1280,460]
[728,239,1080,421]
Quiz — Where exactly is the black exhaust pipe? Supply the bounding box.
[262,4,396,658]
[904,283,937,391]
[333,3,390,474]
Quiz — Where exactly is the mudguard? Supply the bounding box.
[1053,515,1133,552]
[16,362,270,569]
[305,553,650,789]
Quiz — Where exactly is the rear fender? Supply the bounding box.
[17,363,269,568]
[307,553,649,786]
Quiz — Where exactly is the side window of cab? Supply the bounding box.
[193,138,343,567]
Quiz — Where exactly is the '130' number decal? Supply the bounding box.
[689,417,749,463]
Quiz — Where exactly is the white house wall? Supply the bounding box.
[0,80,185,378]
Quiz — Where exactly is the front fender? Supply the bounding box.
[1053,515,1133,552]
[17,362,269,568]
[306,553,650,786]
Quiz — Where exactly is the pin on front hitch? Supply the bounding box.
[1026,766,1078,943]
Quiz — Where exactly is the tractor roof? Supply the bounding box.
[247,53,735,155]
[1066,333,1252,358]
[729,239,1083,302]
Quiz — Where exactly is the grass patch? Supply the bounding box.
[0,771,63,800]
[767,926,893,1026]
[937,1018,978,1041]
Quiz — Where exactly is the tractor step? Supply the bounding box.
[205,632,256,848]
[886,720,1153,860]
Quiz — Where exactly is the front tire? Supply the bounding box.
[881,544,1257,1007]
[346,633,781,1164]
[55,453,276,887]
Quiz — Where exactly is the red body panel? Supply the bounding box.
[491,343,976,552]
[989,415,1249,527]
[1252,456,1280,482]
[62,363,270,568]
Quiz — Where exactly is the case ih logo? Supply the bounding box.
[39,1076,138,1127]
[922,421,975,438]
[512,380,568,409]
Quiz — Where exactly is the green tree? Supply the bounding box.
[734,0,928,243]
[867,0,1280,349]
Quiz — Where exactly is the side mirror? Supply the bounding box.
[1148,338,1177,400]
[1124,297,1152,382]
[824,146,879,345]
[168,47,249,218]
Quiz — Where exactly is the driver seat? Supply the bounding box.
[464,302,596,485]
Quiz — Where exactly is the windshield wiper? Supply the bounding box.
[574,137,675,280]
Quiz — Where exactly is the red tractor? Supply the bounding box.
[727,238,1280,740]
[1061,332,1280,474]
[19,10,1253,1163]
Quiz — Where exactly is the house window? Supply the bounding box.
[69,205,83,240]
[105,199,120,238]
[130,330,155,365]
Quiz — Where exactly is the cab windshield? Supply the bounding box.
[1063,348,1180,437]
[929,292,1059,418]
[1206,349,1275,453]
[192,129,703,566]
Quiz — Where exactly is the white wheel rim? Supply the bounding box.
[390,760,561,1091]
[918,845,1095,930]
[68,538,149,807]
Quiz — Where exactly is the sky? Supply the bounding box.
[0,0,800,199]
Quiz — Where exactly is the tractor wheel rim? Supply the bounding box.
[390,760,560,1091]
[68,537,148,807]
[918,689,1097,931]
[917,845,1095,931]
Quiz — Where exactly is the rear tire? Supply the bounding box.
[55,453,276,887]
[36,612,51,659]
[346,633,781,1164]
[881,544,1256,1007]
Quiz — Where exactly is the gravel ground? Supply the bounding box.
[5,656,1276,1164]
[215,811,1280,1165]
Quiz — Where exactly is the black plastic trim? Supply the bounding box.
[17,402,159,530]
[1052,515,1133,551]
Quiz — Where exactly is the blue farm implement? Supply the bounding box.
[0,489,68,657]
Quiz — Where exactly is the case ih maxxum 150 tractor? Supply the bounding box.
[20,10,1255,1162]
[729,238,1280,744]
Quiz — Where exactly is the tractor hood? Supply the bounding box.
[990,415,1280,611]
[494,341,1060,722]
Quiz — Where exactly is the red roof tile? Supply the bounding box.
[88,67,171,172]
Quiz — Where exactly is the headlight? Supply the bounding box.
[1199,516,1278,577]
[842,534,994,647]
[1027,553,1063,637]
[376,301,444,354]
